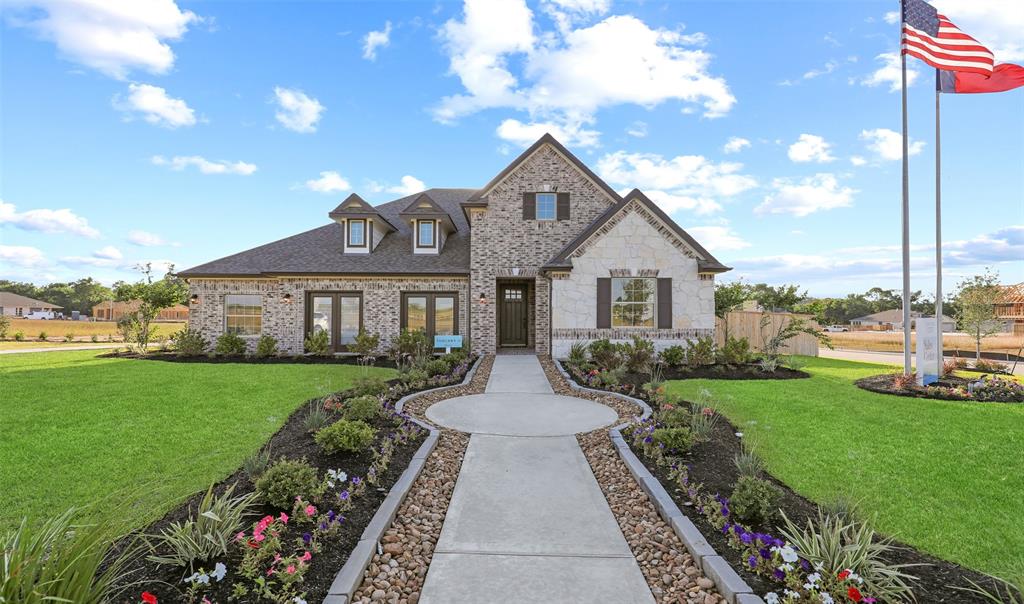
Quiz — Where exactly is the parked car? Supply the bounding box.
[23,310,58,320]
[823,325,849,332]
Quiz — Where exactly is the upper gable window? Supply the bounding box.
[536,193,556,221]
[347,219,367,247]
[417,220,436,248]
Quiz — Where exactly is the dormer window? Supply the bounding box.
[417,219,436,248]
[347,219,367,248]
[536,193,556,221]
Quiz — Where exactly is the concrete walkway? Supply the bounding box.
[420,355,654,604]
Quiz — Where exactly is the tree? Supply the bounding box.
[953,269,1002,360]
[714,280,751,318]
[113,264,188,353]
[749,283,806,312]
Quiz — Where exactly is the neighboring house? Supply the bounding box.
[92,300,190,322]
[0,292,62,317]
[850,309,955,332]
[178,134,729,356]
[994,282,1024,335]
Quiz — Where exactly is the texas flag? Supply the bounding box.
[939,63,1024,94]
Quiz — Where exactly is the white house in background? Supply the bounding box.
[0,292,62,318]
[850,309,956,332]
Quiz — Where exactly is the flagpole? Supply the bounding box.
[900,0,913,375]
[934,69,944,378]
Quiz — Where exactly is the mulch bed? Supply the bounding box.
[649,364,809,382]
[856,373,1024,403]
[100,350,400,367]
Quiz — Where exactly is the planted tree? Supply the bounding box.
[954,269,1003,361]
[112,263,188,354]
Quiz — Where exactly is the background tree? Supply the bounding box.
[113,264,188,353]
[0,278,113,315]
[953,269,1002,360]
[714,280,751,318]
[749,283,806,312]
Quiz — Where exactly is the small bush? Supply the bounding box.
[255,458,321,509]
[172,328,207,356]
[659,345,686,368]
[424,358,450,377]
[38,331,48,342]
[14,331,25,341]
[341,395,381,421]
[657,402,691,428]
[566,341,588,366]
[255,334,279,358]
[973,358,1005,373]
[400,368,429,387]
[716,336,752,365]
[302,400,331,432]
[730,476,782,525]
[685,336,715,366]
[242,447,272,480]
[758,356,780,373]
[350,330,381,360]
[147,483,257,568]
[0,315,9,339]
[214,332,246,355]
[388,328,430,366]
[353,374,388,397]
[441,350,467,366]
[589,338,622,370]
[891,371,917,390]
[651,427,693,453]
[305,329,331,356]
[315,419,376,454]
[64,332,75,343]
[596,366,625,387]
[622,336,656,373]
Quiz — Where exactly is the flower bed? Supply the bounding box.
[856,373,1023,403]
[111,356,478,604]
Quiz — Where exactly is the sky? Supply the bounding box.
[0,0,1021,298]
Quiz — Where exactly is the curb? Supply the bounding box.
[323,356,481,604]
[551,358,653,426]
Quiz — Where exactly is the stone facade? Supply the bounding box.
[469,144,617,354]
[188,277,468,355]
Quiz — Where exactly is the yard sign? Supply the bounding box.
[916,319,939,386]
[434,335,463,354]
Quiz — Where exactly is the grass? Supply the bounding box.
[0,350,395,531]
[2,319,186,342]
[828,330,1023,356]
[0,341,118,350]
[665,356,1024,579]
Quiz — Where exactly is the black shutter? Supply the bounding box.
[657,278,673,329]
[597,278,611,329]
[556,192,570,220]
[523,193,536,220]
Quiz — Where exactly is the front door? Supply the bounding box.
[499,285,527,347]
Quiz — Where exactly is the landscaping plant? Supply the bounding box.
[0,314,9,339]
[717,335,753,365]
[64,332,75,342]
[304,329,331,356]
[954,269,1003,361]
[388,328,430,368]
[589,338,622,370]
[255,458,322,509]
[350,330,381,368]
[973,358,1005,374]
[685,336,715,366]
[688,389,721,441]
[656,400,691,428]
[13,330,25,341]
[302,400,331,432]
[37,330,47,342]
[113,263,188,353]
[658,344,686,368]
[340,394,382,422]
[352,374,389,397]
[147,483,258,569]
[314,419,376,454]
[424,358,450,377]
[215,331,247,356]
[242,446,273,480]
[171,327,207,356]
[651,426,693,454]
[733,445,766,479]
[730,476,781,525]
[623,335,656,373]
[566,340,589,367]
[255,334,279,358]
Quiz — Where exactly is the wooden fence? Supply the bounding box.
[714,311,820,357]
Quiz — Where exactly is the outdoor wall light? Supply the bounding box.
[478,292,487,305]
[282,293,293,303]
[189,294,200,305]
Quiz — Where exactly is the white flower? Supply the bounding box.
[804,572,822,589]
[212,562,227,581]
[820,594,834,604]
[780,563,795,572]
[292,598,308,604]
[184,572,198,584]
[197,573,210,585]
[765,593,780,604]
[814,562,824,571]
[784,589,801,600]
[772,543,799,563]
[735,432,744,437]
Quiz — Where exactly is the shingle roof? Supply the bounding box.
[177,188,475,277]
[0,292,62,309]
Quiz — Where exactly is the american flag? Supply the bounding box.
[902,0,994,76]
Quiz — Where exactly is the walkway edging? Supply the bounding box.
[323,356,482,604]
[551,358,653,426]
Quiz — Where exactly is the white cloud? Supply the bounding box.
[4,0,198,79]
[113,83,196,128]
[0,245,47,268]
[686,225,750,252]
[850,155,867,166]
[435,1,734,145]
[722,137,750,154]
[367,175,427,196]
[932,0,1024,61]
[755,173,856,217]
[151,155,257,175]
[803,60,838,80]
[0,200,100,238]
[128,230,173,247]
[787,134,835,163]
[859,128,925,161]
[273,87,325,133]
[598,151,756,216]
[862,52,918,93]
[496,117,600,148]
[304,171,352,193]
[883,11,900,25]
[362,21,392,60]
[62,245,124,267]
[93,245,123,260]
[626,121,648,138]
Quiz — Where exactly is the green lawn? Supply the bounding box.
[0,350,395,530]
[666,356,1024,579]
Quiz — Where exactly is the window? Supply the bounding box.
[417,220,436,247]
[611,278,656,328]
[536,192,556,220]
[402,292,459,342]
[347,219,366,247]
[308,292,362,350]
[225,294,262,335]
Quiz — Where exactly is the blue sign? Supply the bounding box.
[434,335,463,349]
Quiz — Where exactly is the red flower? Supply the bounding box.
[838,569,850,581]
[847,586,863,602]
[141,592,158,604]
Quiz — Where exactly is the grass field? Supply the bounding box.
[828,330,1023,356]
[0,350,395,531]
[2,318,186,342]
[666,356,1024,579]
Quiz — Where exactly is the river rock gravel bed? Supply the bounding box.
[538,354,644,422]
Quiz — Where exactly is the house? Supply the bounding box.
[850,309,955,332]
[178,134,729,356]
[92,300,190,322]
[994,282,1024,334]
[0,292,62,317]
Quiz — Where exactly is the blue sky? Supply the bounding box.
[1,0,1021,297]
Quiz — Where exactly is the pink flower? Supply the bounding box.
[254,533,266,543]
[305,505,317,517]
[301,551,312,562]
[267,567,275,577]
[286,565,296,574]
[279,512,289,524]
[234,531,245,541]
[274,553,282,563]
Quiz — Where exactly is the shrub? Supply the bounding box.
[389,328,430,366]
[622,336,656,373]
[566,341,588,367]
[64,332,75,343]
[589,338,622,370]
[0,315,9,339]
[341,395,382,421]
[716,336,752,365]
[685,336,715,366]
[242,446,273,480]
[172,328,207,356]
[441,350,467,366]
[255,458,321,509]
[781,355,807,371]
[657,402,691,428]
[255,334,279,358]
[891,371,917,390]
[730,476,781,525]
[689,389,721,441]
[973,358,1005,373]
[424,358,450,377]
[400,368,429,387]
[214,332,247,355]
[14,330,25,341]
[651,427,693,453]
[758,356,779,373]
[659,345,686,368]
[147,483,257,568]
[353,374,388,397]
[596,366,625,387]
[303,400,331,432]
[315,419,376,454]
[38,331,48,342]
[90,334,99,343]
[350,330,381,360]
[733,446,765,479]
[304,329,330,356]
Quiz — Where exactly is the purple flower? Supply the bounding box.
[740,532,753,544]
[352,476,361,486]
[339,490,350,501]
[759,548,771,560]
[302,532,312,544]
[748,555,757,569]
[721,523,731,534]
[773,568,786,581]
[327,510,336,522]
[319,522,327,531]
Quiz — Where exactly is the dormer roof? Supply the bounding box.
[328,193,399,231]
[399,193,458,232]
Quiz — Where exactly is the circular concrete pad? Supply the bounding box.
[425,392,618,436]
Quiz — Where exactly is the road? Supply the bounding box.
[820,348,1023,376]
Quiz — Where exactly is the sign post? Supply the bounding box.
[433,335,463,354]
[916,319,939,385]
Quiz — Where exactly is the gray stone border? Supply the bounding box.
[323,356,482,604]
[554,358,762,604]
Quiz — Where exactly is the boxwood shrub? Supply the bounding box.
[314,419,375,454]
[255,458,321,509]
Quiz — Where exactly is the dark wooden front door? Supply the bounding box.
[499,285,527,347]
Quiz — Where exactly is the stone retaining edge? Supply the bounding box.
[323,356,482,604]
[551,358,653,426]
